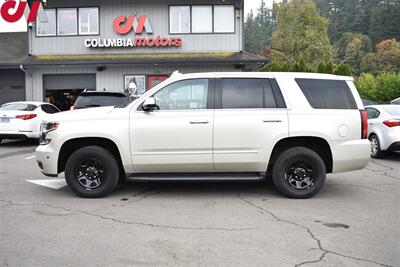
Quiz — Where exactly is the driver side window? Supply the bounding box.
[153,79,209,110]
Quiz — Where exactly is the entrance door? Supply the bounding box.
[130,78,214,173]
[43,74,96,111]
[148,76,168,89]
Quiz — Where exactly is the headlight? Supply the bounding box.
[39,121,59,145]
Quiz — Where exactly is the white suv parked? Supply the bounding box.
[36,72,370,199]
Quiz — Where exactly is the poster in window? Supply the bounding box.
[124,75,146,96]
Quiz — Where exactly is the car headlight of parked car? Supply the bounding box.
[39,121,59,145]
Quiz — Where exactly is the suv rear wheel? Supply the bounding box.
[272,147,326,199]
[65,146,120,198]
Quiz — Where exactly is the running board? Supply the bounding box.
[126,173,266,182]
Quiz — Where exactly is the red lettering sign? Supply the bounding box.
[114,16,153,35]
[1,0,41,23]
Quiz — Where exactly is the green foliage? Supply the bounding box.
[355,73,400,103]
[271,0,332,67]
[244,1,275,54]
[334,64,352,76]
[315,0,400,45]
[361,39,400,74]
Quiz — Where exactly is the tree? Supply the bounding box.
[334,33,372,74]
[244,1,275,54]
[271,0,333,67]
[361,39,400,74]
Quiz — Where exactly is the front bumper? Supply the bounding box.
[331,139,371,173]
[35,144,59,176]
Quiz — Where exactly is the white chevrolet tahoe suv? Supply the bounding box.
[36,72,370,199]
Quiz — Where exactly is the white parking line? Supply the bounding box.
[25,155,36,160]
[26,179,67,190]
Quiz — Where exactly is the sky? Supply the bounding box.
[0,0,267,33]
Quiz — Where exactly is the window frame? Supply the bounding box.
[169,4,235,35]
[213,5,235,34]
[36,8,57,37]
[36,6,100,37]
[57,8,78,36]
[78,7,100,35]
[137,78,215,112]
[215,78,286,110]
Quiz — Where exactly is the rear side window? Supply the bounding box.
[366,108,380,119]
[0,103,37,111]
[220,78,281,109]
[41,104,60,114]
[295,79,357,110]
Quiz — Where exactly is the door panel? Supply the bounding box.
[213,109,288,172]
[130,78,214,173]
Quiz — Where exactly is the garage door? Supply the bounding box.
[43,74,96,90]
[0,69,26,105]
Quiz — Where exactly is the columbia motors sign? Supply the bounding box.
[85,15,183,49]
[1,0,41,23]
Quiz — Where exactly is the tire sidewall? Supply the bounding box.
[369,135,382,158]
[65,146,119,198]
[272,148,326,199]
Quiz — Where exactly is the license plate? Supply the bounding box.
[0,118,10,123]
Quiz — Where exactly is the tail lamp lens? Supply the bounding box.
[360,110,368,139]
[16,114,37,120]
[383,119,400,127]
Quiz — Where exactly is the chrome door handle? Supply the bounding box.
[263,120,282,123]
[190,120,209,124]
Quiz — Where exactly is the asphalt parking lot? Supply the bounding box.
[0,140,399,267]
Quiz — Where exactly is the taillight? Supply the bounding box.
[16,114,37,120]
[360,110,368,139]
[383,119,400,127]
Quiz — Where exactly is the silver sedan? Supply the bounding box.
[366,105,400,158]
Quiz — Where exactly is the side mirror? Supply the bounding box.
[142,97,159,111]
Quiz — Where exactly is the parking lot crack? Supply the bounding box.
[238,194,394,267]
[0,198,257,232]
[365,167,400,181]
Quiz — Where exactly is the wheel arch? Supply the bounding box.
[267,136,333,174]
[58,137,125,176]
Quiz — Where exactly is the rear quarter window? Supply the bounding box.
[295,79,358,110]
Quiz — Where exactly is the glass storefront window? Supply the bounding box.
[79,7,99,35]
[214,6,235,33]
[57,8,78,36]
[36,9,56,36]
[192,6,212,33]
[170,6,191,34]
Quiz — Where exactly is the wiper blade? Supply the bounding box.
[83,105,101,107]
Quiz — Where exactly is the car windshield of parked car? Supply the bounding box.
[392,98,400,105]
[0,103,37,111]
[75,94,129,108]
[384,106,400,116]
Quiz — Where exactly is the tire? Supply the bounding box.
[272,147,326,199]
[369,134,384,159]
[65,146,120,198]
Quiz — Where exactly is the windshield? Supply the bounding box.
[384,106,400,116]
[0,103,37,111]
[75,94,129,108]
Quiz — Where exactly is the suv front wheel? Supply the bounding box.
[272,147,326,199]
[65,146,120,198]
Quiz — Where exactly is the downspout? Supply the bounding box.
[20,64,33,101]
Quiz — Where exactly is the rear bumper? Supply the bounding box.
[331,139,371,173]
[0,131,39,139]
[387,142,400,152]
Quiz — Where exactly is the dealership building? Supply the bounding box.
[0,0,267,110]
